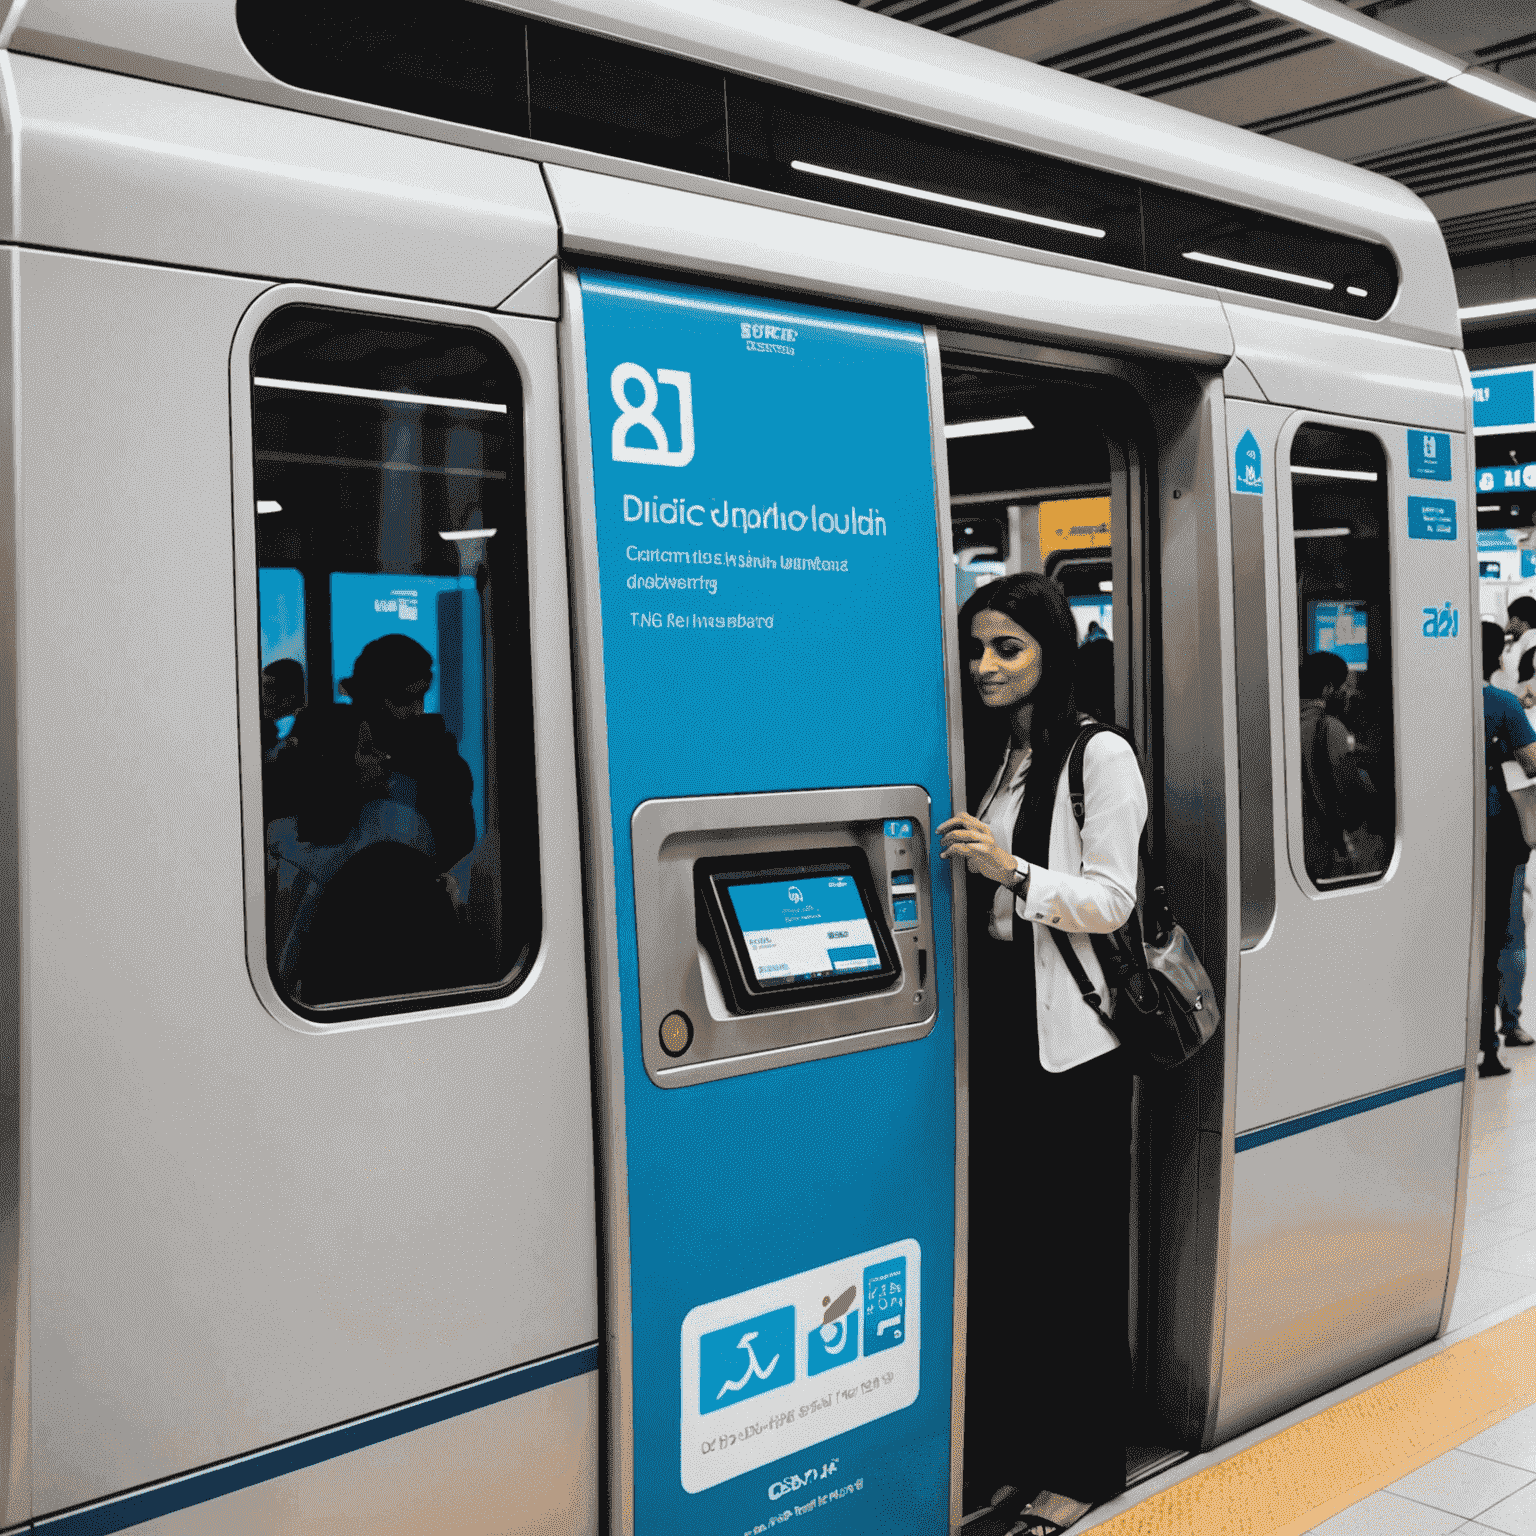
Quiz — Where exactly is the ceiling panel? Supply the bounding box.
[846,0,1536,310]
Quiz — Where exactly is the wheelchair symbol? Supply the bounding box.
[716,1331,781,1400]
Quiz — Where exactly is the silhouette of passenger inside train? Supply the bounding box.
[259,658,306,757]
[265,634,477,1004]
[1299,650,1376,880]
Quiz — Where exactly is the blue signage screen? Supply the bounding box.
[1478,463,1536,494]
[1473,368,1536,430]
[727,874,881,985]
[1309,600,1369,671]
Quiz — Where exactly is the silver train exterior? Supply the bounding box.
[0,0,1479,1531]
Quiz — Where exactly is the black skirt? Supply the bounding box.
[963,915,1131,1509]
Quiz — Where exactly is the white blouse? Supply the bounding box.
[974,731,1149,1071]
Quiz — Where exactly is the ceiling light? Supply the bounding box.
[438,529,498,541]
[1460,296,1536,320]
[1184,251,1334,291]
[945,415,1036,438]
[1449,71,1536,120]
[254,377,508,414]
[1248,0,1459,80]
[791,161,1106,239]
[1347,287,1369,298]
[1292,466,1379,480]
[1294,527,1353,537]
[256,500,282,514]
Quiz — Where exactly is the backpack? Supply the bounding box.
[1043,721,1221,1072]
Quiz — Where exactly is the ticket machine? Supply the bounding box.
[563,272,964,1535]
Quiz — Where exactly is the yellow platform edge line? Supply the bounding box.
[1095,1303,1536,1536]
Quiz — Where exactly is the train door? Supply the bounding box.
[1213,400,1476,1438]
[936,334,1237,1486]
[562,271,965,1536]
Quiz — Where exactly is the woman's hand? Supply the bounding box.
[938,812,1020,886]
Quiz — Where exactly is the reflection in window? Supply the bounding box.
[1290,426,1394,888]
[251,307,538,1018]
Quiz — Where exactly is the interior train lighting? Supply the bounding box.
[1252,0,1536,121]
[253,376,509,414]
[256,500,282,514]
[438,529,498,541]
[789,161,1106,240]
[1183,251,1334,291]
[1460,296,1536,320]
[944,414,1035,438]
[1294,527,1353,537]
[1347,287,1369,297]
[1292,467,1379,480]
[1099,581,1113,592]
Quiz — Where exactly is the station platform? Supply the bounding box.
[1066,1041,1536,1536]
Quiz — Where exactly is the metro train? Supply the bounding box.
[0,0,1480,1532]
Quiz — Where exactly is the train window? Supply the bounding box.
[236,1,1399,323]
[250,307,539,1020]
[1289,425,1395,890]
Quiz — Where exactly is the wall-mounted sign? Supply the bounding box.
[1472,367,1536,432]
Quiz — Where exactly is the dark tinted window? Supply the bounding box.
[527,20,727,179]
[252,307,539,1018]
[236,0,1399,320]
[1290,426,1395,889]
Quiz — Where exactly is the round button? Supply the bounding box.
[659,1011,694,1058]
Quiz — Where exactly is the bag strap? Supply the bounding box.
[1064,719,1157,879]
[1045,924,1117,1031]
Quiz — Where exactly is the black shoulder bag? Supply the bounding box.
[1042,722,1220,1071]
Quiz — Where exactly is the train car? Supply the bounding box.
[0,0,1478,1532]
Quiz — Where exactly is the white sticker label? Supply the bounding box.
[680,1239,921,1494]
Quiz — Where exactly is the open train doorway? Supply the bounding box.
[939,341,1201,1511]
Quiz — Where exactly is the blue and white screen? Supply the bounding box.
[726,875,881,987]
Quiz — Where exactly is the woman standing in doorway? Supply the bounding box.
[939,573,1147,1536]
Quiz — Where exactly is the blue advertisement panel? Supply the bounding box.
[578,272,955,1535]
[1473,368,1536,430]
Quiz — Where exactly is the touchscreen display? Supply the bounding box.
[725,874,882,988]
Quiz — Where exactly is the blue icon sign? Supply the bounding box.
[699,1306,796,1415]
[1407,497,1457,541]
[1478,463,1536,493]
[884,819,914,839]
[1524,552,1536,580]
[1233,430,1263,495]
[863,1257,907,1355]
[1408,430,1451,482]
[807,1285,861,1377]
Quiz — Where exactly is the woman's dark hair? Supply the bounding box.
[1508,595,1536,628]
[1485,620,1508,681]
[958,573,1081,833]
[342,633,433,708]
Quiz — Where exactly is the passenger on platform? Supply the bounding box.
[1495,599,1536,1049]
[938,573,1146,1536]
[1480,622,1536,1079]
[1504,596,1536,708]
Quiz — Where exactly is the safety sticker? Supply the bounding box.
[680,1239,921,1494]
[1408,430,1452,481]
[1408,496,1457,540]
[1233,429,1264,495]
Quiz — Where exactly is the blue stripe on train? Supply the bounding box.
[1234,1069,1466,1153]
[35,1342,600,1535]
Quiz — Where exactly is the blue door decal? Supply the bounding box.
[578,272,955,1535]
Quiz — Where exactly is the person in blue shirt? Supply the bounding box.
[1482,622,1536,1077]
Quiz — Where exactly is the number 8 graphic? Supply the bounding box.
[611,362,696,466]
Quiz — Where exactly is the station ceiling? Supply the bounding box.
[843,0,1536,364]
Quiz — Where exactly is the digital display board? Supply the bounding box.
[1308,599,1369,672]
[726,874,882,987]
[695,849,900,1013]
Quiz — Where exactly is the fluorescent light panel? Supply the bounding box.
[790,161,1106,240]
[1294,527,1353,537]
[438,528,498,541]
[1450,71,1536,120]
[254,376,508,414]
[256,499,282,514]
[1293,466,1379,480]
[1249,0,1459,79]
[1184,250,1334,291]
[945,414,1035,438]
